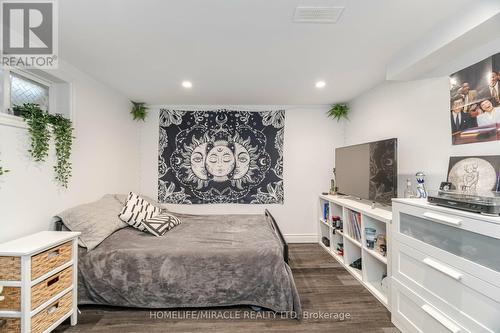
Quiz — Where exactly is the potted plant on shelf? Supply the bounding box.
[327,103,350,121]
[12,105,23,117]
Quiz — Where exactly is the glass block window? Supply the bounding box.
[10,72,49,111]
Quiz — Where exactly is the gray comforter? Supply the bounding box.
[78,213,301,313]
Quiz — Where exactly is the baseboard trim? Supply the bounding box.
[283,234,317,243]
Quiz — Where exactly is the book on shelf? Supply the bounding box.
[323,202,329,221]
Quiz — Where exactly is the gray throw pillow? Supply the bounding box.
[56,194,128,251]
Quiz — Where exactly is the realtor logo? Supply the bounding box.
[0,0,58,68]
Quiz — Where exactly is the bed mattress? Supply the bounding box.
[77,213,301,313]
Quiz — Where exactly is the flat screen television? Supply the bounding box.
[335,138,397,205]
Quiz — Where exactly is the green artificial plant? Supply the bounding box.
[49,114,74,188]
[130,101,148,121]
[17,103,51,162]
[327,103,350,121]
[15,103,74,188]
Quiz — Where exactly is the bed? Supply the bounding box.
[55,197,300,314]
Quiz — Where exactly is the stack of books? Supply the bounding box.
[346,210,362,241]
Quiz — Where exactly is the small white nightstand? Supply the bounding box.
[0,231,80,333]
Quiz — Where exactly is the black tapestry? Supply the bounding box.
[158,109,284,204]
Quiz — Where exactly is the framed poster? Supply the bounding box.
[449,53,500,145]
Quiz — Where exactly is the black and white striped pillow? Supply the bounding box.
[118,192,161,231]
[142,213,182,237]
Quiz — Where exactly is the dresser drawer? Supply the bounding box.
[31,266,73,310]
[393,203,500,287]
[31,242,72,281]
[392,279,468,333]
[31,291,72,333]
[0,287,21,311]
[0,257,20,281]
[394,241,500,332]
[0,318,21,333]
[0,260,73,314]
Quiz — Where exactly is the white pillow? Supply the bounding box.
[118,192,161,231]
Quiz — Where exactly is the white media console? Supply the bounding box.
[317,194,392,309]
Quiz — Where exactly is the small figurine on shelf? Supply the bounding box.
[337,242,344,256]
[415,171,428,198]
[375,234,386,256]
[332,216,341,231]
[335,217,343,231]
[330,168,338,195]
[403,178,416,198]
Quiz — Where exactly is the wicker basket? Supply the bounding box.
[31,291,72,333]
[0,287,21,311]
[31,242,72,280]
[31,267,73,310]
[0,257,21,281]
[0,317,21,333]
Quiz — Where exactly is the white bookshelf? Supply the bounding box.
[318,194,392,309]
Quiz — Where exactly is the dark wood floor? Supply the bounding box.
[56,244,398,332]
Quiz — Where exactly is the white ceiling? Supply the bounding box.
[59,0,474,105]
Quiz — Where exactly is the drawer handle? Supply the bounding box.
[47,249,60,259]
[423,258,463,281]
[47,276,60,287]
[422,212,462,227]
[421,304,461,333]
[47,302,59,315]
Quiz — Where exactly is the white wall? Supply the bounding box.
[0,61,141,243]
[345,77,500,196]
[139,106,344,242]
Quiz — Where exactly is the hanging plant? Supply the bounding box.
[327,103,350,121]
[16,103,75,188]
[0,161,9,176]
[49,114,74,188]
[17,103,51,162]
[130,101,148,121]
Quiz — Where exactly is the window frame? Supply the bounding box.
[0,68,61,129]
[5,68,53,112]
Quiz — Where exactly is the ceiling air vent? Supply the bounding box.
[293,6,345,23]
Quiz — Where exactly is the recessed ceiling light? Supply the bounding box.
[182,81,192,88]
[315,81,326,88]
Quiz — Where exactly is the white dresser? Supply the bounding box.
[391,199,500,333]
[0,231,80,333]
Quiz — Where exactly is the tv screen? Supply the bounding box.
[335,138,397,205]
